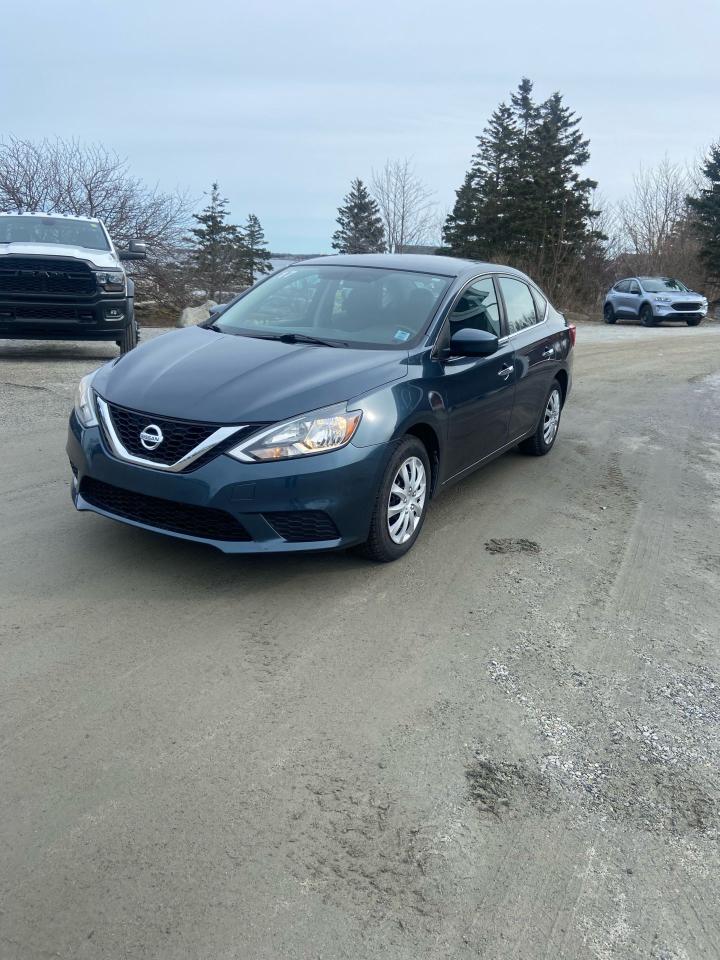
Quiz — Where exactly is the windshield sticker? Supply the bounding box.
[393,329,411,342]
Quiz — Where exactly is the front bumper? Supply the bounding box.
[653,305,707,321]
[0,295,130,341]
[67,412,390,553]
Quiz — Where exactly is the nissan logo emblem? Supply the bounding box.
[139,424,164,450]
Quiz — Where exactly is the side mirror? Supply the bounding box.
[119,240,147,262]
[208,303,226,317]
[449,327,498,357]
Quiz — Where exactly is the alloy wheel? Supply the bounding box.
[543,389,561,445]
[387,456,427,544]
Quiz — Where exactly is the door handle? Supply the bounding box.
[542,346,555,359]
[498,364,513,379]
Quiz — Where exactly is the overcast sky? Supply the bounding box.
[4,0,719,252]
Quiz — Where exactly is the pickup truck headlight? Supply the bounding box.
[94,270,126,294]
[228,403,362,462]
[73,372,99,427]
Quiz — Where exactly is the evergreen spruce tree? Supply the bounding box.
[238,213,273,285]
[188,182,242,301]
[332,178,385,254]
[443,79,602,298]
[688,143,720,283]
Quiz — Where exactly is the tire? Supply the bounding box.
[119,317,138,354]
[356,436,430,562]
[686,316,702,327]
[603,303,616,324]
[640,304,656,327]
[518,380,563,457]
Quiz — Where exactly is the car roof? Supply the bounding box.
[299,253,530,281]
[0,211,102,224]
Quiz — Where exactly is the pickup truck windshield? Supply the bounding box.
[0,216,110,250]
[214,264,452,349]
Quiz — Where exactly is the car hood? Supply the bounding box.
[0,242,119,269]
[95,326,408,423]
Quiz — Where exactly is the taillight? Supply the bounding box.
[567,324,576,348]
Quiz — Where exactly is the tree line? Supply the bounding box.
[2,95,720,313]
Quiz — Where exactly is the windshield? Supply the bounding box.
[639,277,689,293]
[0,215,110,250]
[213,264,453,348]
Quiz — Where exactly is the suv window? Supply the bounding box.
[629,280,641,295]
[448,277,500,337]
[498,277,537,334]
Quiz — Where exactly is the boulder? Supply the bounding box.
[177,300,217,327]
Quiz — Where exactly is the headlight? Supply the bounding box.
[654,295,671,302]
[228,403,362,462]
[73,372,99,427]
[94,270,126,294]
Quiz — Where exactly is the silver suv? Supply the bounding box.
[603,276,708,327]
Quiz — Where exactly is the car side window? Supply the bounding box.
[498,277,537,334]
[448,277,500,338]
[530,286,547,319]
[615,280,630,293]
[629,280,641,295]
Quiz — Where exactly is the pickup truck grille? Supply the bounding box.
[0,257,96,297]
[671,301,702,312]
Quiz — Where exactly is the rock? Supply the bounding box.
[177,300,217,327]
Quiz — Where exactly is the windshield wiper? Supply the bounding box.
[205,322,224,333]
[274,332,344,347]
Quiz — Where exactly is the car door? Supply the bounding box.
[626,279,643,317]
[497,276,558,440]
[437,275,516,480]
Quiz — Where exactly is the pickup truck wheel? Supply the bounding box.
[640,304,656,327]
[519,381,562,457]
[603,303,616,324]
[119,318,138,354]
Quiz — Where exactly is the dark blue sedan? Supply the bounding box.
[67,254,574,561]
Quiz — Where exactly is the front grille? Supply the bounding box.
[105,402,221,465]
[80,476,252,542]
[0,257,96,297]
[672,301,702,312]
[264,510,340,542]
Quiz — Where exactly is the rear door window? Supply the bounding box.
[498,277,538,334]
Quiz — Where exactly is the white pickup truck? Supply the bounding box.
[0,212,146,353]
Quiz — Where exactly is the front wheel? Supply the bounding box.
[119,317,138,354]
[356,437,430,562]
[519,381,563,457]
[686,316,703,327]
[640,304,656,327]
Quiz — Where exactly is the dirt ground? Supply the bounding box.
[1,320,719,959]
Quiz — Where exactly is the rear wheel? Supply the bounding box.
[686,315,702,327]
[119,317,138,354]
[640,304,656,327]
[519,380,563,457]
[356,437,430,562]
[603,303,616,324]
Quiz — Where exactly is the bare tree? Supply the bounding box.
[617,158,691,271]
[0,137,192,307]
[370,159,437,253]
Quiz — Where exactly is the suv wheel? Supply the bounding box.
[640,304,656,327]
[686,316,702,327]
[603,303,616,324]
[356,436,430,562]
[519,380,563,457]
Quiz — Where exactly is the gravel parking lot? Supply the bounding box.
[1,321,719,959]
